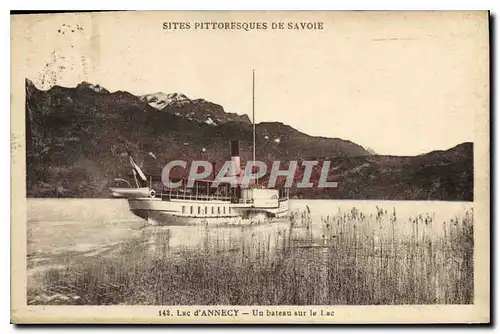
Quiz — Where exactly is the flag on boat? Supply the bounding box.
[129,155,147,182]
[124,143,147,182]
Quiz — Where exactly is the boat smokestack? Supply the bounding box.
[230,140,241,176]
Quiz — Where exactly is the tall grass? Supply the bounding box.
[27,206,473,305]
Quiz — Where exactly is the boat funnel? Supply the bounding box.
[230,140,242,176]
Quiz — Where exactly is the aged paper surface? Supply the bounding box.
[11,11,489,323]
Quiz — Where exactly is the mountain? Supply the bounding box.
[140,92,252,125]
[25,79,473,200]
[291,142,473,200]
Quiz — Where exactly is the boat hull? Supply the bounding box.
[127,197,289,226]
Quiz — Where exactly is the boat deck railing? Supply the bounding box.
[156,190,288,204]
[158,190,241,202]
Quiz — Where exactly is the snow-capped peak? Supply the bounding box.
[140,92,190,110]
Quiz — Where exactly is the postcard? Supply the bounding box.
[11,11,490,324]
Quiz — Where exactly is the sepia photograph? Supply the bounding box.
[11,10,490,323]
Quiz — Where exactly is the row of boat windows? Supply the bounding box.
[181,205,231,215]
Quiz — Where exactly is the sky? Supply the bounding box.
[13,11,489,155]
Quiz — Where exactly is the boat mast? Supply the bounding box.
[252,69,257,185]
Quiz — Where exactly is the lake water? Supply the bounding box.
[26,199,474,305]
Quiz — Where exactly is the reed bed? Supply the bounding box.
[27,206,473,305]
